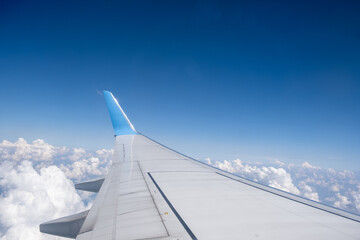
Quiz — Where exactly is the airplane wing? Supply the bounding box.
[40,91,360,240]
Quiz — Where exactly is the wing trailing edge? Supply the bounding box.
[75,178,105,193]
[39,210,89,239]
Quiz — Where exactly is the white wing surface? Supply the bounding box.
[40,91,360,240]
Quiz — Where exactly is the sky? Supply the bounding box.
[1,0,360,170]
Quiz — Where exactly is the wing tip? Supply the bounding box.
[103,90,138,136]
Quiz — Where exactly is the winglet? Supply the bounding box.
[103,91,137,135]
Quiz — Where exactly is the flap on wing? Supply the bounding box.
[75,178,105,193]
[40,210,89,239]
[103,90,137,136]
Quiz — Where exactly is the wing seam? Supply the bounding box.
[141,133,360,223]
[147,172,197,240]
[138,162,170,237]
[217,172,360,223]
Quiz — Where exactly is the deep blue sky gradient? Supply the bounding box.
[1,0,360,169]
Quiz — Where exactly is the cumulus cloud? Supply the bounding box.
[0,138,59,162]
[0,160,85,240]
[214,159,300,194]
[330,183,341,192]
[333,193,352,209]
[0,138,113,240]
[212,158,360,214]
[298,181,319,201]
[350,185,360,212]
[302,161,320,169]
[60,157,106,180]
[0,138,112,181]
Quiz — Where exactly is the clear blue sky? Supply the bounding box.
[1,0,360,170]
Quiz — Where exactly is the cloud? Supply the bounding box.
[0,138,59,162]
[0,138,112,182]
[301,161,320,169]
[60,157,106,180]
[0,138,113,240]
[204,157,211,165]
[0,160,85,240]
[330,183,341,192]
[298,181,319,201]
[211,157,360,214]
[214,159,300,194]
[350,185,360,212]
[333,193,351,209]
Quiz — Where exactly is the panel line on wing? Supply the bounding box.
[147,172,197,240]
[141,133,360,223]
[138,162,170,237]
[217,172,360,223]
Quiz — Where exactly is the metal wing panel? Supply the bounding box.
[150,170,360,240]
[76,135,171,240]
[76,134,360,240]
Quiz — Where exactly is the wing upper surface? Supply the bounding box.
[75,134,360,240]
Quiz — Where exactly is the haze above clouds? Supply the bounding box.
[0,138,359,240]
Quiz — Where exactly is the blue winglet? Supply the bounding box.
[103,91,137,135]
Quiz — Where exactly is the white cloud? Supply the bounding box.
[69,148,87,162]
[60,157,107,180]
[333,193,351,209]
[330,184,341,192]
[204,157,211,165]
[212,157,360,214]
[350,185,360,212]
[0,138,112,182]
[215,160,235,173]
[0,138,113,240]
[298,181,319,201]
[0,138,58,162]
[0,160,85,240]
[215,159,300,194]
[301,161,319,169]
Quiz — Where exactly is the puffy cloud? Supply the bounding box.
[333,193,351,209]
[60,148,112,181]
[0,138,112,181]
[0,138,58,162]
[69,148,87,162]
[330,184,341,192]
[301,161,319,169]
[215,160,235,173]
[350,185,360,212]
[60,157,107,180]
[0,138,113,240]
[211,157,360,214]
[215,159,300,194]
[204,157,212,165]
[0,160,85,240]
[298,181,319,201]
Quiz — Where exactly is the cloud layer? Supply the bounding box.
[209,158,360,213]
[0,138,359,240]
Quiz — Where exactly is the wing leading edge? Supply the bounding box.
[40,91,360,240]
